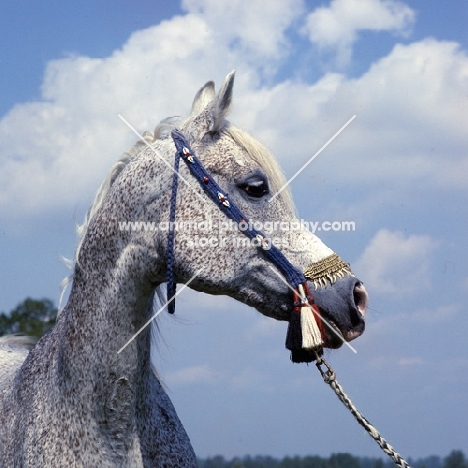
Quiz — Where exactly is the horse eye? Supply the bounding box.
[239,178,269,198]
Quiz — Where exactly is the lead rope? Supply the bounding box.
[314,352,411,468]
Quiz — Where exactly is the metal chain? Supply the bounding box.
[314,353,412,468]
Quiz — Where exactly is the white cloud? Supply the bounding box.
[182,0,303,65]
[369,355,424,370]
[238,39,468,197]
[165,363,268,390]
[398,356,423,366]
[353,229,439,297]
[360,302,462,375]
[361,304,460,351]
[230,366,267,390]
[0,0,467,226]
[0,0,304,219]
[244,316,284,342]
[303,0,415,67]
[370,305,461,345]
[409,304,460,325]
[166,364,221,386]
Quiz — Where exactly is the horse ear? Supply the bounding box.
[186,70,235,140]
[190,81,215,117]
[211,69,235,132]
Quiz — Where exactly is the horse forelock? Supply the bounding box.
[223,124,295,213]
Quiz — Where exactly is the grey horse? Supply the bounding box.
[0,71,367,467]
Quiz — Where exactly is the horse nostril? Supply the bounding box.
[353,281,368,317]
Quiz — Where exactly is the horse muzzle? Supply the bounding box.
[310,275,368,349]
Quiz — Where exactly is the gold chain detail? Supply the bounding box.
[303,253,353,289]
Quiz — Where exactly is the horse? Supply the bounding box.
[0,71,367,467]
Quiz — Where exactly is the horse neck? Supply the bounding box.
[58,217,160,399]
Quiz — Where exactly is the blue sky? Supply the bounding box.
[1,0,467,460]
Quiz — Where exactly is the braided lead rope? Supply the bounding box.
[314,353,412,468]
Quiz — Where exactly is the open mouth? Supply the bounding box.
[321,317,347,348]
[320,313,364,349]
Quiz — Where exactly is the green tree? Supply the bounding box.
[199,455,227,468]
[0,298,57,339]
[302,455,328,468]
[328,453,361,468]
[443,451,467,468]
[279,456,302,468]
[231,461,246,468]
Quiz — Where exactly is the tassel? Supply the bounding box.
[299,284,323,349]
[285,298,303,353]
[286,283,324,363]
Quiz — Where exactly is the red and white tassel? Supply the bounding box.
[298,284,323,350]
[286,283,324,363]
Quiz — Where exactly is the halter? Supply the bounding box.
[168,129,324,361]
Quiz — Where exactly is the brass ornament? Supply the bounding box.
[303,253,353,289]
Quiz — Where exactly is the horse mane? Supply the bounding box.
[223,124,294,212]
[59,117,294,310]
[59,130,156,310]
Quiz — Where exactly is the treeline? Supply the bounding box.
[198,450,467,468]
[0,298,57,338]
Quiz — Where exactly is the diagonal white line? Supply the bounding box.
[269,115,357,202]
[117,268,204,354]
[118,114,205,202]
[268,265,357,354]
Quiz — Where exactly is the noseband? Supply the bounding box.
[168,129,323,361]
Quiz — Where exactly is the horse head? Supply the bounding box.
[93,70,367,356]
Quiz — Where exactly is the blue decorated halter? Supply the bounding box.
[168,129,324,361]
